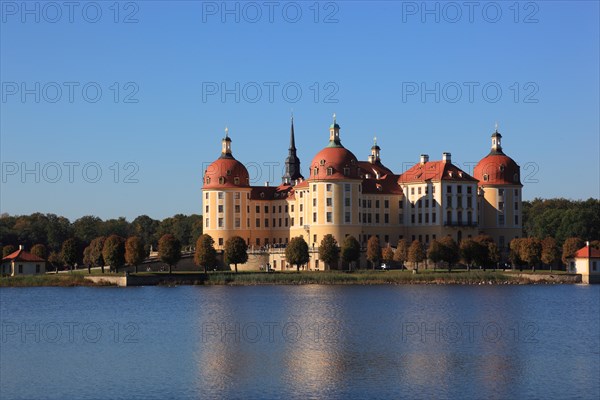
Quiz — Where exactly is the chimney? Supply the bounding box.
[442,152,451,163]
[265,182,270,187]
[586,241,590,247]
[19,245,24,250]
[420,154,429,164]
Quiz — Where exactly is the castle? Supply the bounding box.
[202,115,522,270]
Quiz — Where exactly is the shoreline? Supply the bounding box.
[0,270,582,287]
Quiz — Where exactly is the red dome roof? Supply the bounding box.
[203,157,250,189]
[309,146,361,180]
[474,153,521,186]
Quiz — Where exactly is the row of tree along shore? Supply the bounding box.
[0,198,598,273]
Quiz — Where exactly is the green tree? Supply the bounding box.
[341,235,360,270]
[102,235,125,273]
[408,240,425,271]
[195,234,217,273]
[158,234,181,274]
[73,216,103,245]
[286,236,310,272]
[224,236,248,273]
[30,244,47,260]
[83,245,93,273]
[61,238,80,271]
[366,236,382,270]
[521,237,542,271]
[318,234,339,270]
[562,237,584,266]
[427,240,443,271]
[460,239,478,271]
[2,244,16,258]
[125,236,146,274]
[541,237,560,271]
[48,251,63,273]
[438,236,459,272]
[509,238,525,270]
[393,239,408,268]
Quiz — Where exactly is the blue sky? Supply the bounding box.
[1,0,598,221]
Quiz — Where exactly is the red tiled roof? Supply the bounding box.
[358,161,393,178]
[574,246,600,259]
[249,184,294,200]
[362,174,403,195]
[474,153,521,186]
[308,146,361,181]
[2,249,45,262]
[203,157,251,189]
[398,160,477,184]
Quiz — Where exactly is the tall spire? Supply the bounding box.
[283,115,303,185]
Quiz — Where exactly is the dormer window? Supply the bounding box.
[219,177,225,184]
[260,192,265,199]
[326,167,333,176]
[499,165,505,172]
[226,169,232,176]
[320,159,326,166]
[234,177,240,185]
[343,167,350,176]
[206,177,211,184]
[483,174,489,182]
[513,173,519,182]
[314,168,318,176]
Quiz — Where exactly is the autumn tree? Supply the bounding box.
[224,236,248,273]
[438,236,459,272]
[30,244,47,260]
[382,245,395,267]
[88,236,106,273]
[286,236,310,271]
[562,237,584,266]
[341,235,360,270]
[2,245,17,258]
[48,251,63,273]
[509,238,525,270]
[61,238,80,271]
[194,234,217,273]
[408,240,425,271]
[366,236,382,270]
[427,240,443,271]
[393,239,408,269]
[125,236,146,274]
[103,235,125,273]
[460,239,478,271]
[158,234,181,274]
[318,234,339,270]
[520,237,542,271]
[541,237,560,271]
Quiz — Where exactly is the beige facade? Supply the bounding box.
[202,119,523,270]
[1,247,46,276]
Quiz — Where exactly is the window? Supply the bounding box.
[313,168,318,176]
[326,167,333,176]
[205,205,209,213]
[375,200,380,208]
[345,198,351,206]
[457,185,462,194]
[218,205,224,213]
[345,184,351,192]
[219,238,223,246]
[345,212,351,223]
[205,193,209,199]
[467,197,472,208]
[247,218,250,227]
[36,264,40,273]
[447,196,452,208]
[273,218,276,227]
[399,201,403,209]
[326,184,332,192]
[362,200,367,208]
[313,184,317,191]
[234,205,240,213]
[457,211,462,223]
[425,213,429,223]
[313,198,317,207]
[300,204,303,212]
[219,177,225,184]
[418,187,422,195]
[343,167,350,176]
[514,189,519,197]
[285,218,288,227]
[498,189,504,197]
[206,218,210,227]
[447,185,452,193]
[265,219,269,227]
[367,200,372,208]
[272,206,276,213]
[467,186,472,194]
[235,218,240,228]
[326,198,332,207]
[593,261,597,272]
[218,192,224,199]
[375,214,380,223]
[515,215,519,225]
[425,199,429,208]
[418,199,422,207]
[499,214,505,225]
[234,177,240,185]
[418,214,422,223]
[279,206,282,213]
[300,217,303,225]
[291,205,294,212]
[291,218,295,226]
[432,213,436,223]
[313,213,317,222]
[467,211,472,225]
[367,214,372,223]
[256,238,260,246]
[384,214,389,224]
[256,205,260,213]
[218,218,223,228]
[326,212,332,223]
[411,188,415,195]
[498,202,504,211]
[247,206,250,213]
[514,202,519,210]
[264,206,268,213]
[411,215,415,224]
[256,218,260,227]
[313,234,317,243]
[483,174,489,181]
[447,211,452,224]
[384,200,389,208]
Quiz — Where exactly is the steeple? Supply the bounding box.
[220,126,233,158]
[368,136,381,164]
[490,123,504,155]
[283,114,303,185]
[328,113,342,147]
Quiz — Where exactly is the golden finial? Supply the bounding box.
[225,126,229,137]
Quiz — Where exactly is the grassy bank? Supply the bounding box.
[0,274,117,287]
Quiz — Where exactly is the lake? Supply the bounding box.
[1,285,599,399]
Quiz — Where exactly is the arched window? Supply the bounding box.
[513,173,519,182]
[234,177,240,185]
[219,177,225,184]
[226,169,232,176]
[483,174,489,182]
[206,177,211,184]
[326,167,333,176]
[314,168,318,176]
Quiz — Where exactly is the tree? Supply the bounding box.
[520,237,542,271]
[48,251,63,273]
[286,236,310,271]
[393,239,408,269]
[158,234,181,274]
[195,234,217,273]
[224,236,248,273]
[382,245,395,267]
[103,235,125,273]
[487,241,500,270]
[541,237,560,271]
[341,235,360,270]
[318,234,339,270]
[427,240,443,271]
[30,244,47,260]
[88,236,106,273]
[125,236,146,274]
[61,238,80,271]
[460,239,478,271]
[366,236,382,270]
[2,244,16,258]
[408,240,425,271]
[562,237,584,266]
[438,236,459,272]
[83,245,93,273]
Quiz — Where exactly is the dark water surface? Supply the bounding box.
[1,285,598,399]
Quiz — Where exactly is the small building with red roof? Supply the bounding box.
[1,246,46,276]
[569,242,600,284]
